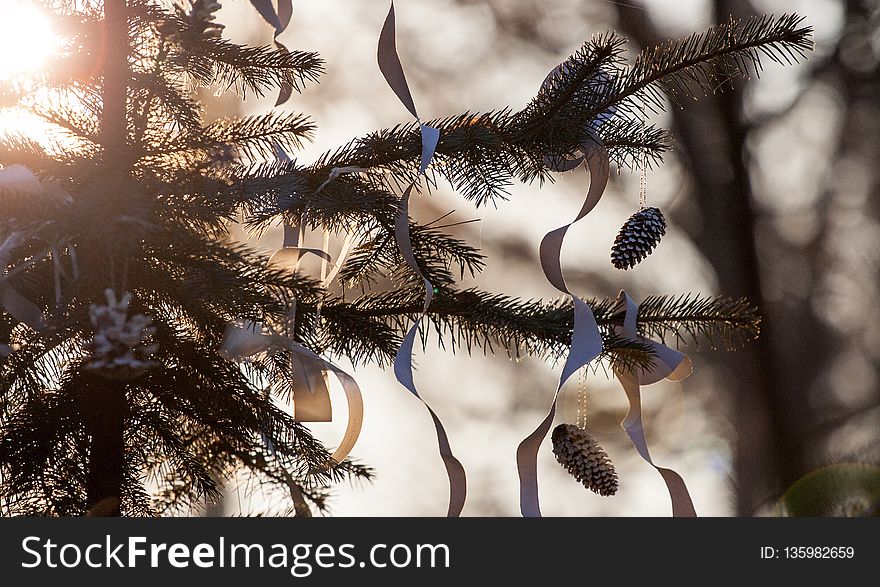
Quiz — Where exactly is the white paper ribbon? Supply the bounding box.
[248,0,295,105]
[612,291,696,517]
[0,163,72,204]
[378,1,465,517]
[0,164,45,193]
[321,229,355,287]
[219,320,363,466]
[516,138,609,517]
[393,186,467,517]
[0,165,68,334]
[269,221,359,424]
[378,2,441,176]
[268,145,357,425]
[0,233,49,333]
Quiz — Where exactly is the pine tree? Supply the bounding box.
[0,1,810,516]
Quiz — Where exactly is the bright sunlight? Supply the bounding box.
[0,2,67,149]
[0,1,59,80]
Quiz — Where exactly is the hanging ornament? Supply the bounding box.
[551,423,618,497]
[85,289,157,380]
[187,1,225,37]
[611,99,666,270]
[610,205,667,270]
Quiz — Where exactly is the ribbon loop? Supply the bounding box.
[267,146,360,427]
[219,321,364,466]
[612,290,696,517]
[377,2,441,172]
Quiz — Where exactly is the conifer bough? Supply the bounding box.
[0,1,809,516]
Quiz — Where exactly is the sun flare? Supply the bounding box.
[0,1,60,80]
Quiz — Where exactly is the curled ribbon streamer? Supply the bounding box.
[612,291,697,517]
[544,153,586,173]
[0,234,48,333]
[378,1,441,176]
[268,227,334,424]
[249,0,295,105]
[315,227,358,326]
[219,321,363,465]
[0,163,72,204]
[516,138,610,517]
[377,2,417,119]
[269,145,335,423]
[309,164,362,302]
[394,187,467,517]
[270,151,362,424]
[0,164,44,193]
[321,229,356,288]
[271,146,316,274]
[378,1,465,516]
[269,245,332,268]
[269,222,356,423]
[0,165,73,333]
[419,127,440,176]
[288,340,363,464]
[288,339,332,423]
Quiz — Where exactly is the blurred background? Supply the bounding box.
[211,0,879,516]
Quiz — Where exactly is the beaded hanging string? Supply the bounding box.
[639,102,648,210]
[576,367,588,430]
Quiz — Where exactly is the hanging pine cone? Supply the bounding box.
[85,289,158,380]
[551,423,618,496]
[187,0,224,37]
[610,206,667,270]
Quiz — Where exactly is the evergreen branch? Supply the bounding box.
[315,289,760,366]
[337,230,393,289]
[516,32,625,143]
[588,14,813,119]
[0,133,72,176]
[598,119,670,170]
[144,112,316,162]
[165,21,324,97]
[277,15,811,208]
[203,112,316,159]
[339,222,486,291]
[129,70,203,133]
[31,100,101,146]
[298,109,669,207]
[332,288,573,361]
[0,388,89,516]
[617,293,761,350]
[230,162,400,236]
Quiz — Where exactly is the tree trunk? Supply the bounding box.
[84,0,130,517]
[83,376,127,516]
[102,0,129,155]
